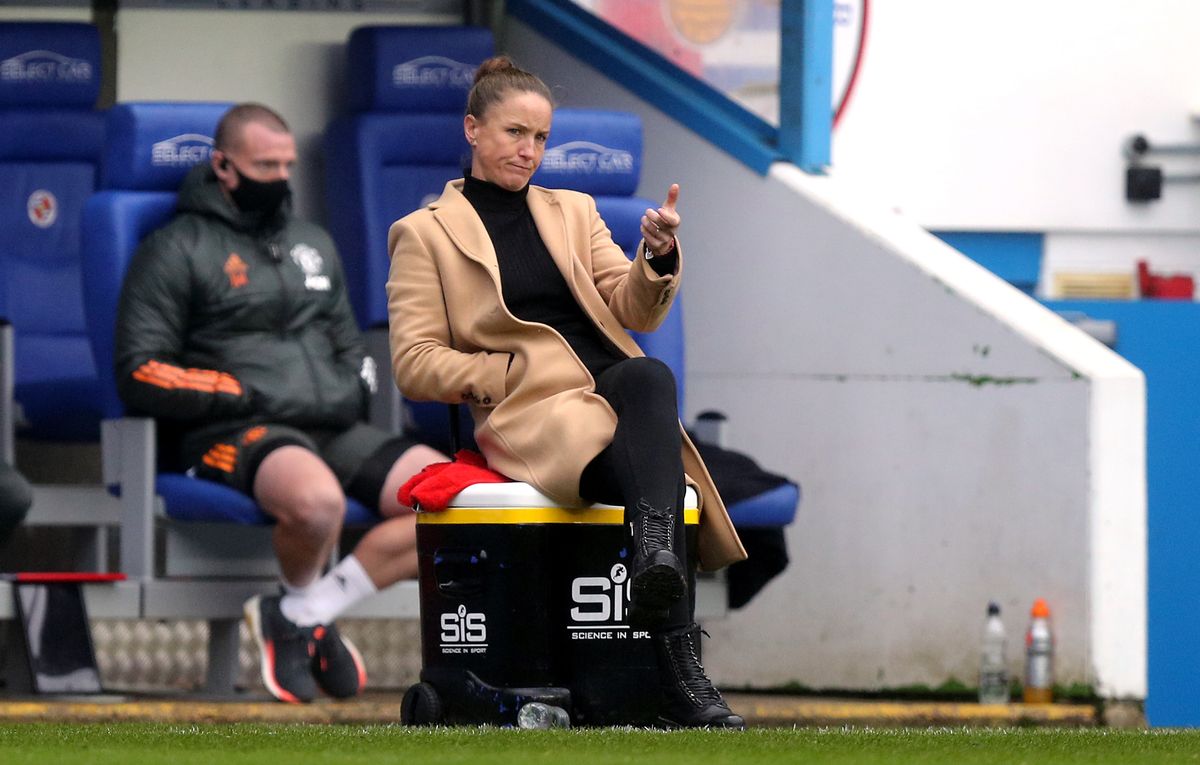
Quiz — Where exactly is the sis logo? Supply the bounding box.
[571,562,630,624]
[569,562,652,641]
[440,604,487,654]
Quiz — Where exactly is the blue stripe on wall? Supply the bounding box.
[1041,299,1197,726]
[933,231,1044,294]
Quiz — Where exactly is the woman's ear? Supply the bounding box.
[464,113,477,147]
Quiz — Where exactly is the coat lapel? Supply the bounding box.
[527,186,582,294]
[528,187,641,357]
[431,182,591,315]
[430,180,498,273]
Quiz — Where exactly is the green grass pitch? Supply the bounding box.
[2,724,1200,765]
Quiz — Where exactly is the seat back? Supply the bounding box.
[325,25,493,328]
[532,108,686,414]
[81,102,232,421]
[0,22,105,440]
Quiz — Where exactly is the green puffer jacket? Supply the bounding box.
[115,165,371,440]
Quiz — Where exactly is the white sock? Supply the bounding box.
[279,555,378,628]
[280,578,313,597]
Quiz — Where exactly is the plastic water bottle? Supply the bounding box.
[517,702,571,729]
[978,601,1009,704]
[1023,598,1054,704]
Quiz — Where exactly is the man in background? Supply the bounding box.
[115,103,443,704]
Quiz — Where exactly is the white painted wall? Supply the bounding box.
[0,5,89,23]
[113,7,459,222]
[830,0,1200,296]
[508,19,1146,697]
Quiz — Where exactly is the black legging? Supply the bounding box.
[579,357,691,630]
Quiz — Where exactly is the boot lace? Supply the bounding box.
[635,500,674,555]
[668,629,723,706]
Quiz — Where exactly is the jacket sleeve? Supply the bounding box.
[585,194,680,333]
[386,218,510,407]
[322,241,374,403]
[114,231,254,421]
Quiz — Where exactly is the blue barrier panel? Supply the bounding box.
[1043,299,1200,726]
[936,231,1044,295]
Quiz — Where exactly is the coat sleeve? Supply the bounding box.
[584,194,680,333]
[386,217,510,407]
[114,230,254,421]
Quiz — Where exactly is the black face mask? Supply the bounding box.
[228,164,290,216]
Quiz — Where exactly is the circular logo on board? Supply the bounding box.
[610,563,627,584]
[27,189,58,228]
[667,0,739,45]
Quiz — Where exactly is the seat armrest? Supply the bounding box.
[102,416,157,579]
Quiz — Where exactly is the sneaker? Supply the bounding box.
[311,622,367,699]
[244,594,318,704]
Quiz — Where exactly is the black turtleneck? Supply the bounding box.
[462,173,625,378]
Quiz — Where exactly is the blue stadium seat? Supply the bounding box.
[324,25,494,329]
[532,108,686,414]
[722,482,801,528]
[324,25,493,450]
[81,102,376,526]
[0,22,105,441]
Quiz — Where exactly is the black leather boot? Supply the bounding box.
[654,622,745,729]
[628,499,687,618]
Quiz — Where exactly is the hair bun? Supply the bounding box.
[466,55,553,117]
[474,55,518,85]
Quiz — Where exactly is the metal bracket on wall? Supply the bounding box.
[1124,133,1200,202]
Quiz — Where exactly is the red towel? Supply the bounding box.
[397,449,511,511]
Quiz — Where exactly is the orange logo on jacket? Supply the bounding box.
[224,253,248,288]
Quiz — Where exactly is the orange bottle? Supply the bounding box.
[1023,598,1054,704]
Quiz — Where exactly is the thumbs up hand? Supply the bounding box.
[640,183,681,258]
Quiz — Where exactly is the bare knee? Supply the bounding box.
[274,482,344,537]
[379,444,448,515]
[255,446,345,538]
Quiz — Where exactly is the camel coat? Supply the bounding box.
[386,179,746,571]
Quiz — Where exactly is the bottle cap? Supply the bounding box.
[1030,598,1050,618]
[987,601,1000,616]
